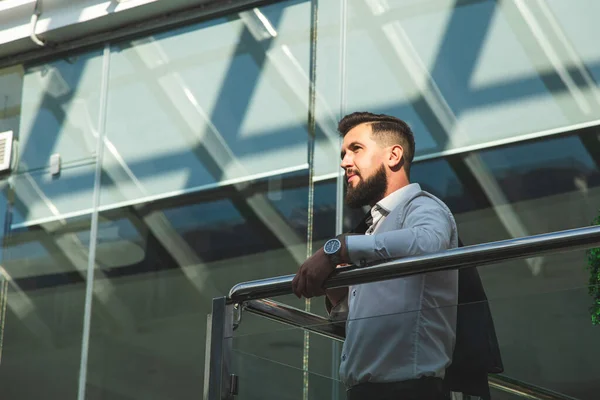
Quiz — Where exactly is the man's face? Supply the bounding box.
[340,123,388,208]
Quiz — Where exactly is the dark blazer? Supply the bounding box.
[350,215,503,399]
[444,239,504,399]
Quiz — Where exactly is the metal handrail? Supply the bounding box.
[488,375,580,400]
[230,225,600,303]
[243,299,345,340]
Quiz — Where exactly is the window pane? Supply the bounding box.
[18,52,102,173]
[13,52,102,225]
[0,65,23,136]
[100,0,311,208]
[315,0,600,175]
[0,215,91,399]
[87,173,309,398]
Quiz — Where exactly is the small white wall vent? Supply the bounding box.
[0,131,13,173]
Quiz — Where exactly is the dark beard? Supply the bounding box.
[345,164,388,209]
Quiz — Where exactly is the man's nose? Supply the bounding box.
[340,154,352,169]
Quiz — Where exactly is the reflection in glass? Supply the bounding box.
[315,0,600,177]
[86,169,308,398]
[12,52,102,226]
[101,0,311,208]
[487,273,600,399]
[480,135,599,204]
[546,0,600,85]
[0,214,92,399]
[0,50,103,395]
[0,65,23,137]
[18,52,102,173]
[11,163,98,227]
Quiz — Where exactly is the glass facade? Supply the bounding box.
[0,0,599,399]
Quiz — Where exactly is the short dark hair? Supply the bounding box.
[338,111,415,175]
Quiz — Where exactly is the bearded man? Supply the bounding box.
[292,112,458,400]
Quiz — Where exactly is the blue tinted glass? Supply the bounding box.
[480,135,599,203]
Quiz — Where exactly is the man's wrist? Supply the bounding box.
[335,233,352,264]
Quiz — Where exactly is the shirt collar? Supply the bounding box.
[374,183,422,215]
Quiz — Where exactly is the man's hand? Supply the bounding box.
[292,247,336,299]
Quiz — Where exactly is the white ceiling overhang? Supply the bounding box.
[0,0,277,66]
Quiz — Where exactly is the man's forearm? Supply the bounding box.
[325,234,351,308]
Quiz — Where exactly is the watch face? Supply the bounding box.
[324,238,341,255]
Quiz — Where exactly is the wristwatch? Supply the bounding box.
[323,237,343,266]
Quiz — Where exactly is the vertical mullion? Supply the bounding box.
[332,0,348,398]
[76,42,111,400]
[304,0,320,399]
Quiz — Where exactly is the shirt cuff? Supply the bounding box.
[346,234,376,267]
[326,296,349,322]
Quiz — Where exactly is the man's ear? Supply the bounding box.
[388,145,404,170]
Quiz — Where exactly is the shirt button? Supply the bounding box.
[342,354,347,361]
[352,289,356,297]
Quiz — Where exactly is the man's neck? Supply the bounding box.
[369,180,411,207]
[382,179,410,200]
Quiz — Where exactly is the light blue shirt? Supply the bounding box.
[339,183,458,387]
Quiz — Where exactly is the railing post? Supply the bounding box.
[204,297,236,400]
